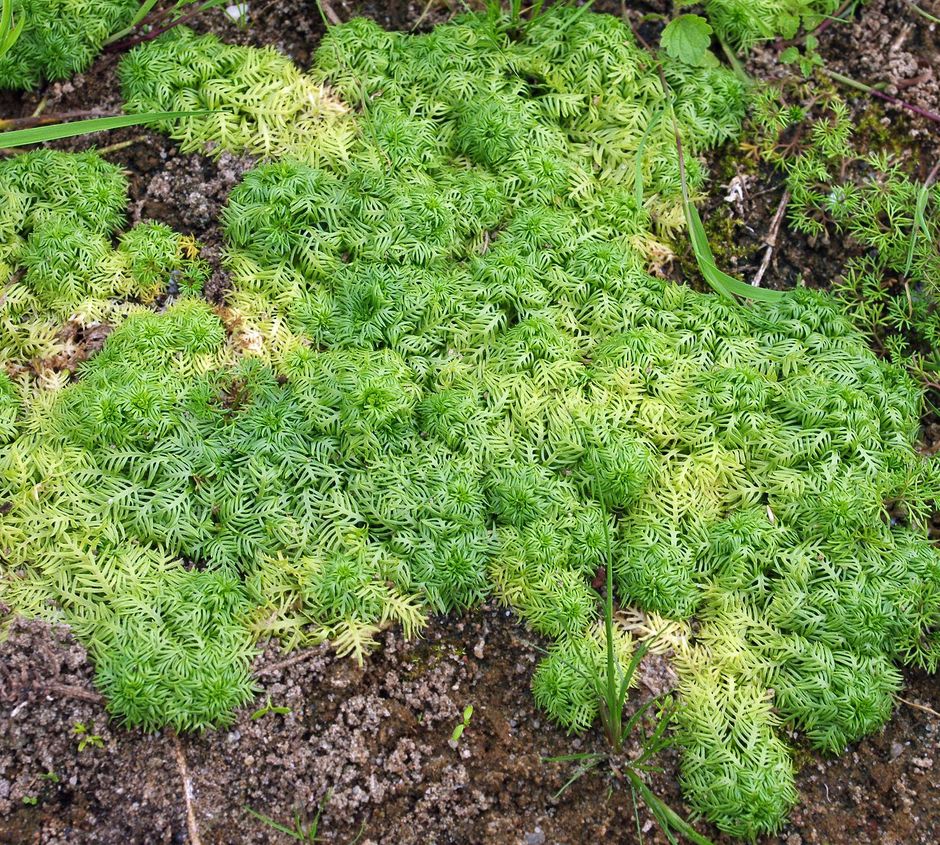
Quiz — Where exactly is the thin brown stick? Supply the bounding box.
[319,0,343,26]
[105,2,219,53]
[256,647,323,677]
[44,683,105,704]
[97,135,148,155]
[753,189,791,287]
[923,158,940,190]
[897,695,940,719]
[0,109,109,131]
[824,68,940,125]
[172,734,203,845]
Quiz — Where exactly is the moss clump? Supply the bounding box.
[0,149,209,368]
[120,26,352,162]
[0,0,137,90]
[2,9,938,840]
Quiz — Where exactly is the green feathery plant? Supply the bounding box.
[120,27,353,161]
[0,0,138,89]
[752,89,940,390]
[539,511,714,845]
[1,8,939,842]
[0,0,234,90]
[0,148,210,369]
[702,0,842,53]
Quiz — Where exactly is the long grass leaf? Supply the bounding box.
[618,636,653,704]
[684,200,784,302]
[626,770,716,845]
[0,111,210,148]
[634,108,662,210]
[129,0,161,29]
[670,104,783,303]
[0,0,24,57]
[904,180,931,277]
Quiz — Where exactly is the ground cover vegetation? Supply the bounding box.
[753,88,940,393]
[0,0,139,89]
[1,3,939,841]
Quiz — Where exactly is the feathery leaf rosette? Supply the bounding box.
[0,149,211,368]
[1,8,938,842]
[0,0,137,90]
[120,26,352,162]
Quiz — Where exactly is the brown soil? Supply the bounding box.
[1,2,939,844]
[2,610,938,845]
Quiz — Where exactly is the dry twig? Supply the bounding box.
[897,695,940,720]
[173,734,203,845]
[753,189,790,287]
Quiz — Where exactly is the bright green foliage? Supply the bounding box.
[1,305,257,730]
[0,371,19,442]
[755,92,940,386]
[532,621,635,733]
[661,14,717,68]
[0,149,210,367]
[122,10,745,201]
[0,0,137,90]
[2,9,939,841]
[677,663,797,840]
[120,27,353,162]
[702,0,839,52]
[119,222,208,300]
[93,562,257,733]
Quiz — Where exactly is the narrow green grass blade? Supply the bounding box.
[618,635,653,704]
[671,104,783,304]
[0,111,209,148]
[245,806,304,839]
[129,0,161,29]
[684,199,784,303]
[634,108,662,210]
[626,769,717,845]
[904,180,931,277]
[0,0,25,57]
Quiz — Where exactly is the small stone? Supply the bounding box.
[473,638,485,659]
[225,3,248,22]
[524,827,546,845]
[890,742,905,760]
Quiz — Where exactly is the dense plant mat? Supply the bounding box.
[0,0,137,90]
[0,149,208,367]
[1,6,939,840]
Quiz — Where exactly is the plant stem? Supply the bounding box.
[603,514,619,752]
[717,37,750,85]
[0,109,107,131]
[823,68,940,125]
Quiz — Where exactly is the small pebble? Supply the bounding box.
[524,827,546,845]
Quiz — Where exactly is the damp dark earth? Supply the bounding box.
[1,1,939,844]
